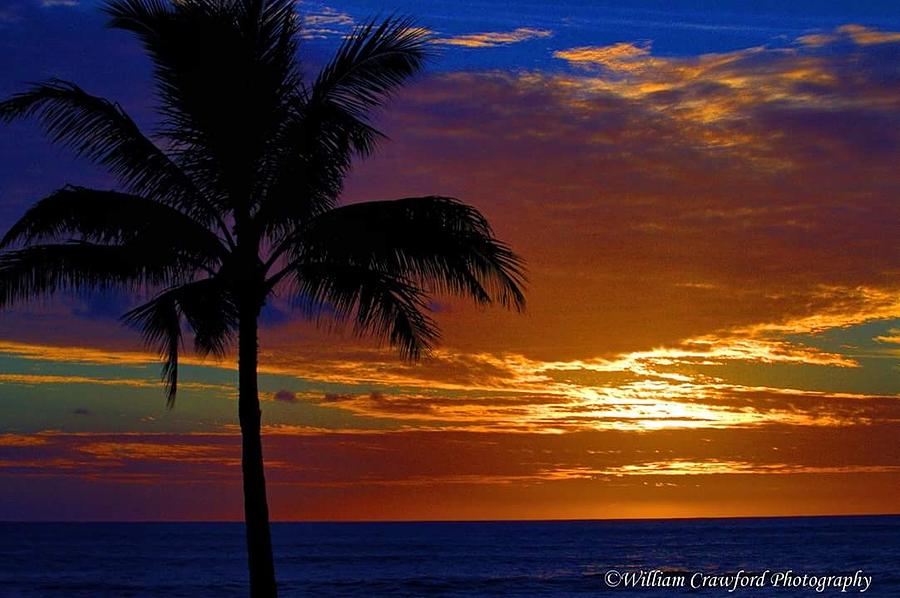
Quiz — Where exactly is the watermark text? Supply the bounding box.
[603,569,872,593]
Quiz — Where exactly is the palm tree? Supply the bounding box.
[0,0,525,595]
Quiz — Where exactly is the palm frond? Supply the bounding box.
[270,17,430,190]
[121,286,182,405]
[286,196,526,311]
[255,17,431,230]
[0,242,189,308]
[1,186,227,264]
[0,79,213,223]
[175,277,238,358]
[292,261,438,360]
[122,277,239,404]
[310,17,432,121]
[102,0,170,36]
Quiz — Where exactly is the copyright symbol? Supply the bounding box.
[605,570,621,587]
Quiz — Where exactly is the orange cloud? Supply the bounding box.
[0,434,48,447]
[3,427,898,519]
[874,328,900,345]
[433,27,552,48]
[797,24,900,47]
[338,32,900,369]
[298,6,355,39]
[553,41,659,72]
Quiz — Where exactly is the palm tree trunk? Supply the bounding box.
[238,300,278,597]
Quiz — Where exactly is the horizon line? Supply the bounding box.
[4,512,899,525]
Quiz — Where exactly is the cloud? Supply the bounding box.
[272,390,299,403]
[41,0,78,6]
[874,328,900,345]
[2,427,899,519]
[554,41,656,71]
[433,28,552,48]
[0,434,47,447]
[338,28,900,368]
[301,6,352,27]
[549,27,900,137]
[797,24,900,47]
[71,407,92,416]
[298,5,354,39]
[76,439,239,464]
[841,24,900,45]
[563,460,900,478]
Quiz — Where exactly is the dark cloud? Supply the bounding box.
[272,390,298,403]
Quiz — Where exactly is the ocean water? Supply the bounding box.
[0,516,898,596]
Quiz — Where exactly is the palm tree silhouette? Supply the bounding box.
[0,0,525,595]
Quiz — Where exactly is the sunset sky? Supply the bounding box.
[1,0,899,521]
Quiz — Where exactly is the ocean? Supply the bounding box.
[0,516,897,596]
